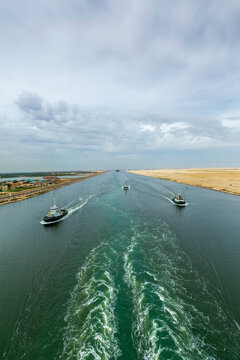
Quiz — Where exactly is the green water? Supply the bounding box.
[1,171,240,359]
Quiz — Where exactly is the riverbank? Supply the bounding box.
[128,168,240,195]
[0,172,104,205]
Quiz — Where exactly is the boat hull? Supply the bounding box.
[172,199,186,206]
[41,209,68,225]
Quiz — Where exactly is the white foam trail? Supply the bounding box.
[162,195,174,203]
[123,231,163,360]
[66,193,98,216]
[64,195,80,209]
[60,243,121,360]
[141,180,175,197]
[123,222,226,360]
[160,186,175,196]
[40,194,99,225]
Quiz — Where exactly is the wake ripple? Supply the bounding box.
[60,243,121,360]
[123,221,239,360]
[66,193,99,216]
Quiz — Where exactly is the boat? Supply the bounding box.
[122,174,130,191]
[122,180,130,191]
[172,194,186,206]
[41,195,68,225]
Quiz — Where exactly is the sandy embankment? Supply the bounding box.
[128,168,240,196]
[0,172,104,206]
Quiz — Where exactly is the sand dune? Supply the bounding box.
[128,168,240,195]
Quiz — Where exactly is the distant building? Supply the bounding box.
[43,176,60,183]
[1,184,10,191]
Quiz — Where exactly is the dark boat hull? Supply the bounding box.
[172,198,186,206]
[42,209,68,224]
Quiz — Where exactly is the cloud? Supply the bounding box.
[221,119,240,131]
[160,123,189,134]
[1,0,240,112]
[1,89,239,170]
[0,91,228,158]
[15,91,43,112]
[140,124,155,132]
[1,1,240,170]
[15,91,70,122]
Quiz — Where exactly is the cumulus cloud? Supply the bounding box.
[0,91,230,154]
[1,89,239,170]
[15,91,43,113]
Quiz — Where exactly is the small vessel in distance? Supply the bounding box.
[122,181,130,191]
[172,194,186,206]
[41,195,68,225]
[122,173,130,191]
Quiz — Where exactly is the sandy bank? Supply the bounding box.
[0,173,104,206]
[128,168,240,196]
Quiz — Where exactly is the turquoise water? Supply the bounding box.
[1,171,240,359]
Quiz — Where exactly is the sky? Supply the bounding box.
[1,0,240,171]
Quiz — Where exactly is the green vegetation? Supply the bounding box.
[11,187,30,192]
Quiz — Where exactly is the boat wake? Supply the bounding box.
[60,242,121,360]
[60,197,238,360]
[123,220,238,359]
[133,179,190,207]
[66,193,99,216]
[40,193,99,225]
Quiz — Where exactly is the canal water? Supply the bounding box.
[0,171,240,359]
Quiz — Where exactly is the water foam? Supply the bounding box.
[123,228,164,359]
[60,242,121,360]
[40,194,99,225]
[66,193,99,216]
[123,221,238,359]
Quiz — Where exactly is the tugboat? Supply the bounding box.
[122,174,130,191]
[41,195,68,225]
[172,194,186,206]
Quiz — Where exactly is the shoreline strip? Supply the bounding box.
[128,169,240,196]
[0,173,104,206]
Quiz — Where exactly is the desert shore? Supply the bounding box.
[0,173,104,206]
[128,168,240,196]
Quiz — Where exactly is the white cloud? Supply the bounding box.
[140,124,155,132]
[0,92,221,162]
[221,119,240,131]
[160,122,189,134]
[156,132,215,149]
